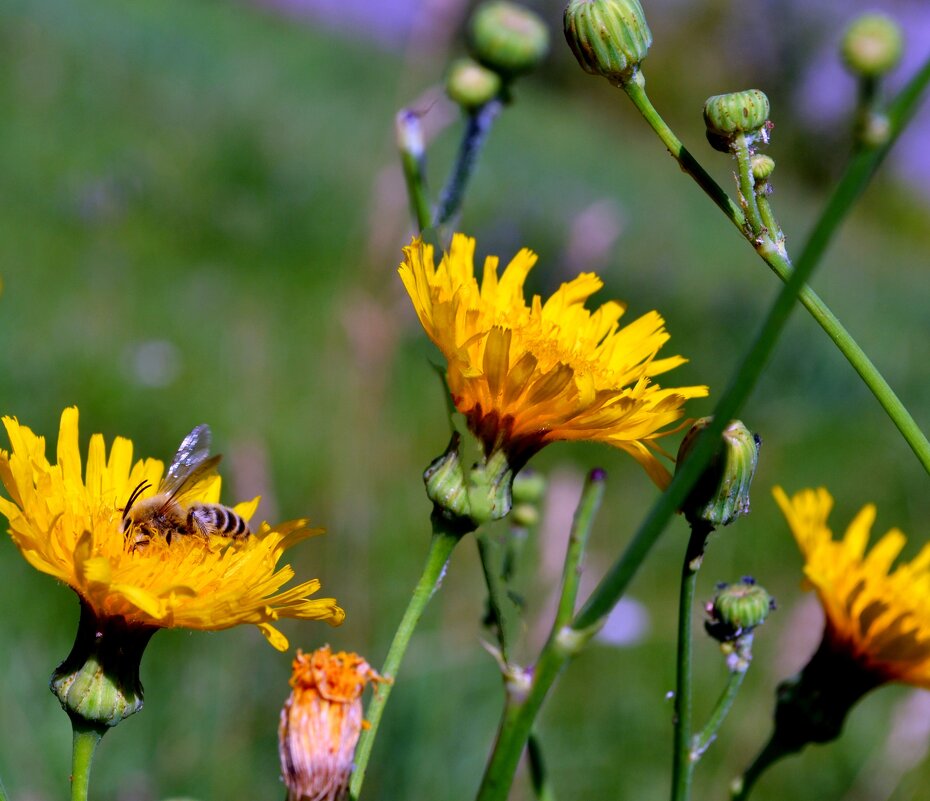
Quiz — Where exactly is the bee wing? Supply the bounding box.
[159,424,223,502]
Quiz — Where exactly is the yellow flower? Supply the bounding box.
[399,234,708,487]
[0,408,344,651]
[279,647,383,801]
[775,486,930,687]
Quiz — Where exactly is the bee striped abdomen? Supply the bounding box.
[189,504,251,539]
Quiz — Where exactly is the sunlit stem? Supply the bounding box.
[731,133,765,239]
[396,109,432,233]
[349,517,464,799]
[435,99,504,227]
[670,520,713,801]
[693,636,752,761]
[623,62,930,476]
[475,472,606,801]
[70,721,105,801]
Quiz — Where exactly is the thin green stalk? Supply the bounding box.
[476,531,518,663]
[474,120,845,798]
[625,60,930,475]
[396,109,432,233]
[554,469,607,629]
[670,522,713,801]
[693,640,751,761]
[730,736,791,801]
[732,133,765,237]
[435,99,503,227]
[70,722,104,801]
[0,771,9,801]
[349,519,462,800]
[527,732,557,801]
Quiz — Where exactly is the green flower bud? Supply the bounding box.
[446,58,503,110]
[677,418,761,528]
[50,600,157,728]
[511,502,539,528]
[512,469,547,505]
[705,577,774,643]
[563,0,652,85]
[750,154,775,182]
[703,90,770,152]
[424,431,514,530]
[469,1,550,78]
[841,13,903,78]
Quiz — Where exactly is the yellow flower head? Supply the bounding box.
[399,234,708,487]
[775,486,930,687]
[279,647,383,801]
[0,408,344,651]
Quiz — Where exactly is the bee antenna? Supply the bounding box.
[123,480,152,519]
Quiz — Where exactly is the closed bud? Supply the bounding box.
[677,418,761,528]
[564,0,652,85]
[469,1,550,78]
[705,577,774,643]
[50,600,157,728]
[750,154,775,182]
[512,469,546,506]
[703,90,771,152]
[841,13,903,78]
[446,58,503,110]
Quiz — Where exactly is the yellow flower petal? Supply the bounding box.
[775,485,930,688]
[399,234,708,482]
[0,409,344,646]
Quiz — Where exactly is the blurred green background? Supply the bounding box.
[1,0,930,799]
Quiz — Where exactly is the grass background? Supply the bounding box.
[1,0,929,799]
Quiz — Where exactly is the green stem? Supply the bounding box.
[670,522,713,801]
[474,101,848,796]
[730,736,792,801]
[474,472,606,801]
[435,99,503,227]
[70,721,104,801]
[0,771,9,801]
[396,109,432,233]
[554,469,607,630]
[732,133,765,238]
[349,519,462,800]
[625,61,930,475]
[692,636,752,761]
[754,184,784,251]
[527,732,557,801]
[476,531,518,663]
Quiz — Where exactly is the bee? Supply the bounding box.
[121,424,250,548]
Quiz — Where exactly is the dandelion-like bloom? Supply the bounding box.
[0,408,344,651]
[399,234,708,487]
[775,486,930,688]
[279,647,382,801]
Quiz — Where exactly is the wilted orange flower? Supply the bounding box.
[399,234,707,487]
[279,647,383,801]
[0,408,344,651]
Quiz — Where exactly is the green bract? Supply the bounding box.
[564,0,652,84]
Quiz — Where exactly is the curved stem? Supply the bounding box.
[624,60,930,475]
[70,722,104,801]
[476,531,518,663]
[692,639,751,760]
[435,99,503,227]
[670,522,713,801]
[396,109,432,233]
[730,736,792,801]
[349,520,462,800]
[732,133,764,238]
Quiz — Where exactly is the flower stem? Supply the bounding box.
[731,133,765,238]
[670,521,713,801]
[396,109,432,233]
[434,99,503,227]
[474,472,606,801]
[0,772,9,801]
[476,530,518,663]
[729,736,792,801]
[692,644,750,761]
[623,61,930,476]
[349,518,462,800]
[70,721,105,801]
